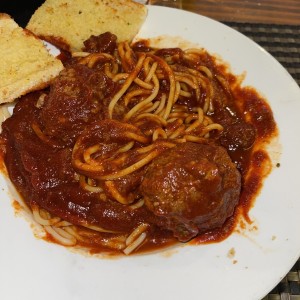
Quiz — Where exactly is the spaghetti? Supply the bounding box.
[0,33,277,256]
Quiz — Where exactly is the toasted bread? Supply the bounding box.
[26,0,148,52]
[0,13,64,104]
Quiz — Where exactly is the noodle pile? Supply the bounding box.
[4,40,229,255]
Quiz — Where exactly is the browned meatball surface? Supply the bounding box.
[140,142,241,242]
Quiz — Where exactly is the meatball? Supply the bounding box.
[83,32,117,54]
[220,121,256,151]
[140,142,241,242]
[39,64,117,146]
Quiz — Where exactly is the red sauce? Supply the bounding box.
[0,35,278,255]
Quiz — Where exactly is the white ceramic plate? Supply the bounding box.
[1,6,300,300]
